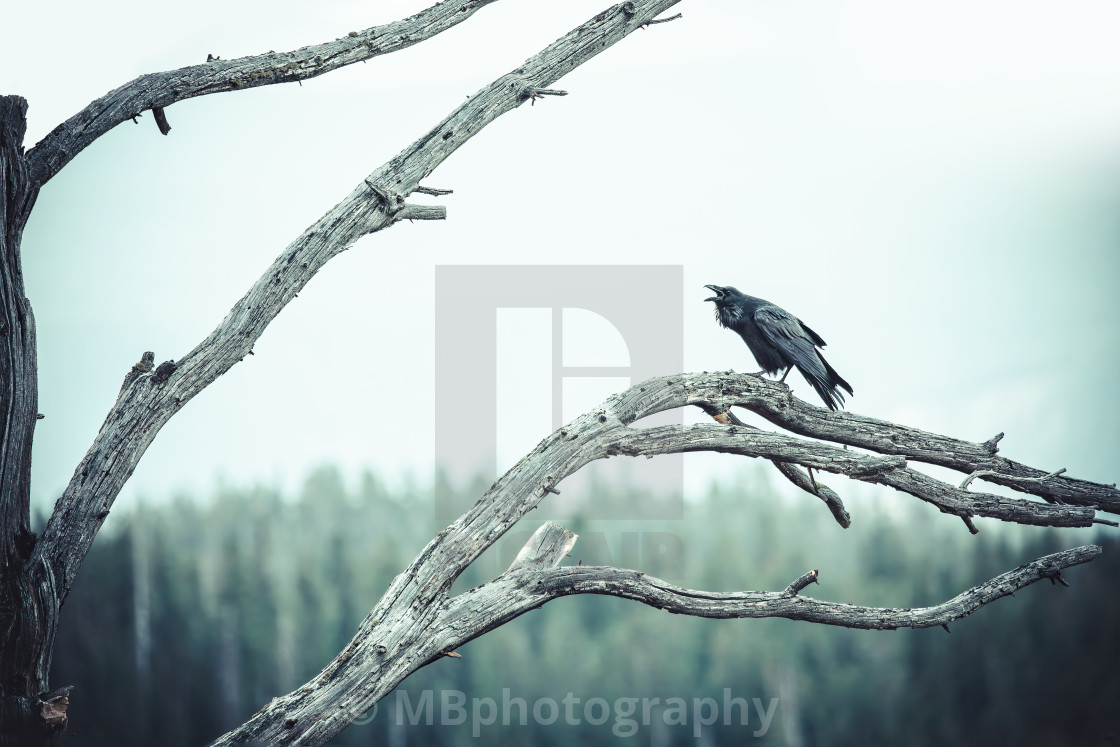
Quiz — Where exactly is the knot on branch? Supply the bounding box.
[364,179,405,214]
[982,432,1004,454]
[0,95,30,143]
[120,351,155,392]
[152,360,178,384]
[132,351,155,374]
[505,75,568,105]
[604,442,640,458]
[849,455,906,477]
[507,75,536,101]
[1039,567,1070,587]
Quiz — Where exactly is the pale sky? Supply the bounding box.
[5,0,1119,518]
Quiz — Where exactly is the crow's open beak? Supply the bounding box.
[703,284,722,302]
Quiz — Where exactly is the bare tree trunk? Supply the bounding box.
[0,94,62,747]
[0,1,682,739]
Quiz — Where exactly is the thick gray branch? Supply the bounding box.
[25,0,502,187]
[614,424,1096,528]
[33,0,684,610]
[210,365,1112,745]
[627,372,1120,513]
[1,94,54,708]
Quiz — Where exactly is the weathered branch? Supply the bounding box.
[783,569,819,596]
[24,0,503,187]
[396,203,447,222]
[150,106,171,136]
[660,373,1120,513]
[772,461,851,527]
[210,363,1112,744]
[642,12,683,26]
[693,401,851,527]
[611,424,1094,527]
[32,0,685,611]
[0,95,58,738]
[308,534,1102,742]
[439,544,1101,641]
[960,467,1066,491]
[411,185,454,196]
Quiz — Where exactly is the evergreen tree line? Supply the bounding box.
[48,466,1118,746]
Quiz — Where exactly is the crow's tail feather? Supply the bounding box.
[803,351,854,411]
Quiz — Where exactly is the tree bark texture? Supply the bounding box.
[2,0,683,741]
[0,94,61,745]
[207,370,1112,745]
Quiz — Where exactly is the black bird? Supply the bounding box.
[704,285,854,410]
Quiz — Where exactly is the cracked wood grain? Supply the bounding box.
[439,544,1101,641]
[651,372,1119,513]
[209,365,1111,745]
[25,0,504,187]
[31,0,685,616]
[0,94,54,726]
[694,401,851,527]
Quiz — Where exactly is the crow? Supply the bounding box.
[704,284,853,410]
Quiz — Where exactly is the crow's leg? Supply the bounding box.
[778,366,792,383]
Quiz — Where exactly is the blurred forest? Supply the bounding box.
[44,466,1117,746]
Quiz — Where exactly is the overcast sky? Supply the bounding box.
[5,0,1119,519]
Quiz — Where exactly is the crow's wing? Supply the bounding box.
[753,306,823,364]
[754,305,850,409]
[796,319,827,348]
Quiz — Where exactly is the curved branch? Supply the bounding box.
[25,0,501,187]
[438,544,1102,643]
[618,372,1120,513]
[32,0,685,609]
[613,424,1096,527]
[772,460,851,526]
[209,366,1111,744]
[694,401,851,527]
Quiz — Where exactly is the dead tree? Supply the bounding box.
[1,1,1116,744]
